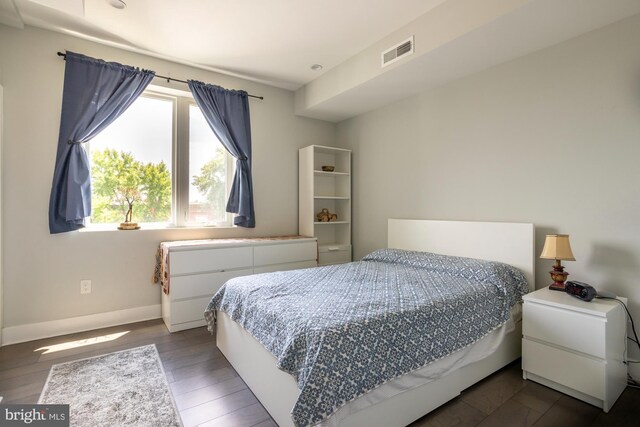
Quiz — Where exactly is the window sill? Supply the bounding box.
[80,223,236,233]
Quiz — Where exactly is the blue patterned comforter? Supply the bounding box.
[204,249,528,427]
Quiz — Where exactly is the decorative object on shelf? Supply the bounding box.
[118,196,140,230]
[540,234,575,291]
[316,208,339,222]
[317,208,331,222]
[321,165,335,172]
[118,222,140,230]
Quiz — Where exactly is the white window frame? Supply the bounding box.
[177,97,235,227]
[87,85,235,229]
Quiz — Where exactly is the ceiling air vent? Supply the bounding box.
[381,36,414,68]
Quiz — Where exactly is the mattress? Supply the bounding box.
[206,249,529,426]
[317,304,521,426]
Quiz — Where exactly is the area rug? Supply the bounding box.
[39,344,182,427]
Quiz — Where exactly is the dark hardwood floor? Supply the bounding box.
[0,319,638,426]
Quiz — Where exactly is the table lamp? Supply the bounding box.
[540,234,575,291]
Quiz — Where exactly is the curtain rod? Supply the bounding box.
[56,52,264,100]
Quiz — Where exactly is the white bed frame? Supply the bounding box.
[216,219,535,426]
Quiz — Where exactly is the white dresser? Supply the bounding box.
[160,237,318,332]
[522,287,627,412]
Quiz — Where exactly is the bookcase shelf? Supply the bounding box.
[299,145,352,266]
[314,221,350,225]
[314,170,350,177]
[314,196,350,200]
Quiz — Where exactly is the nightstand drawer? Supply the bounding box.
[523,339,606,400]
[523,301,606,358]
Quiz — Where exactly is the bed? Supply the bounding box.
[207,219,535,427]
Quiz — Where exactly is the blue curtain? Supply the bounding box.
[188,81,255,228]
[48,51,155,233]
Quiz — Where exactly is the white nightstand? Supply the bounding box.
[522,287,627,412]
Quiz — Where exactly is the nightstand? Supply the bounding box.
[522,287,627,412]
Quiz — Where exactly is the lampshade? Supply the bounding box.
[540,234,575,261]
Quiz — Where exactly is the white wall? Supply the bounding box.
[337,14,640,372]
[0,83,3,343]
[0,25,334,333]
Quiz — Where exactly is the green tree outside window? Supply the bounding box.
[191,147,227,221]
[91,147,227,224]
[91,149,171,223]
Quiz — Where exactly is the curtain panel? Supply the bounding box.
[188,81,256,228]
[48,52,154,234]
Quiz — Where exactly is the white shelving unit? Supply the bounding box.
[299,145,352,266]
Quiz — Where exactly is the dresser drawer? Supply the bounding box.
[170,268,254,301]
[170,246,253,275]
[170,296,212,325]
[254,241,317,266]
[523,339,606,400]
[523,301,606,358]
[253,260,317,274]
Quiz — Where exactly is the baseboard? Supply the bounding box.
[1,304,162,346]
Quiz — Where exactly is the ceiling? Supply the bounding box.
[0,0,447,90]
[1,0,639,122]
[295,0,640,121]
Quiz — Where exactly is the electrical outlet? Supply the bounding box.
[80,280,92,294]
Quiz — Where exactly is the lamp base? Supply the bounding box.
[548,263,569,291]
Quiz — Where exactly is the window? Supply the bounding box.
[88,87,234,228]
[187,105,235,225]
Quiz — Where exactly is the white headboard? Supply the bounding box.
[388,219,535,291]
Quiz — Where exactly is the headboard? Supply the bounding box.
[388,219,535,291]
